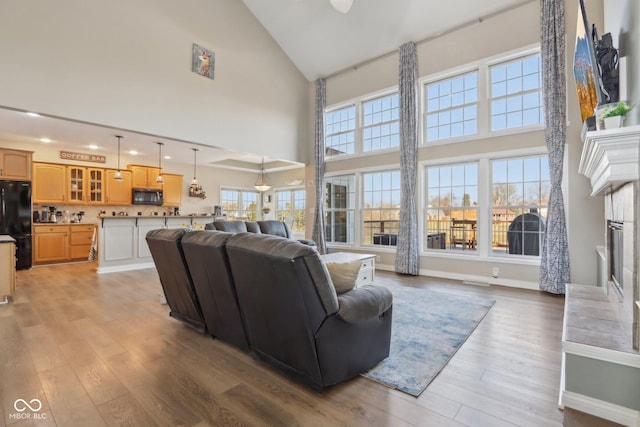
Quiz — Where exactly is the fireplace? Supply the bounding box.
[607,220,624,298]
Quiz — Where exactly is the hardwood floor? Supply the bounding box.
[0,263,621,426]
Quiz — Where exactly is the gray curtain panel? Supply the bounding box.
[312,78,328,254]
[394,42,420,275]
[539,0,570,294]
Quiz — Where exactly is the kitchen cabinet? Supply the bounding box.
[33,225,69,264]
[105,169,132,205]
[0,237,16,299]
[70,224,96,260]
[162,174,183,207]
[33,224,96,264]
[128,165,163,190]
[0,148,32,181]
[67,167,104,204]
[33,162,67,204]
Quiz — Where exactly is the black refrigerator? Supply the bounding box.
[0,180,32,269]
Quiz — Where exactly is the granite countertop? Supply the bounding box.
[34,222,96,226]
[0,235,16,243]
[97,214,216,219]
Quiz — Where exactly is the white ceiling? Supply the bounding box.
[0,0,531,170]
[241,0,534,80]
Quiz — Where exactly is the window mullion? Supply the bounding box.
[477,158,491,257]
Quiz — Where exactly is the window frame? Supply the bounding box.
[324,174,357,245]
[419,44,543,147]
[219,187,261,221]
[361,169,402,247]
[324,87,400,161]
[274,187,306,235]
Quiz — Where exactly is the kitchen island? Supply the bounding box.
[97,215,214,273]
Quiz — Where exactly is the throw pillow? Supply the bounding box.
[325,260,362,294]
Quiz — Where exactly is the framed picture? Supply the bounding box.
[572,0,602,122]
[192,43,215,80]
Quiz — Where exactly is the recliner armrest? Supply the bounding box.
[297,239,316,247]
[337,285,392,323]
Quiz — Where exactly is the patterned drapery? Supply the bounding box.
[394,42,419,275]
[311,78,328,254]
[539,0,570,293]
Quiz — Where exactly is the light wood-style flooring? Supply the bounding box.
[0,263,621,426]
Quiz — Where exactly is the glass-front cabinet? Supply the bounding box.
[67,167,104,204]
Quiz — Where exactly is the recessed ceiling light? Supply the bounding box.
[88,145,99,150]
[164,155,171,159]
[40,138,51,143]
[129,150,138,155]
[26,112,40,117]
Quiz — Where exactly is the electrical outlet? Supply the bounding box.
[492,267,499,278]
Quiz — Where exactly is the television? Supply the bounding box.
[573,0,604,123]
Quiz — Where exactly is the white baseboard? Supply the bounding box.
[376,264,539,290]
[97,262,155,274]
[561,390,640,427]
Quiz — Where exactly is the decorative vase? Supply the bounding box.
[603,116,623,129]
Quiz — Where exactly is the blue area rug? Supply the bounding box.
[363,285,495,396]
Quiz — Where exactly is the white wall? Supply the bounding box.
[0,0,310,162]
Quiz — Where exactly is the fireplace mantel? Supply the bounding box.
[578,125,640,196]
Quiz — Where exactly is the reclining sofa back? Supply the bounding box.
[145,229,206,332]
[225,232,392,389]
[181,231,249,350]
[206,220,316,246]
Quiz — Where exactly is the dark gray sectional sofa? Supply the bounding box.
[145,228,393,390]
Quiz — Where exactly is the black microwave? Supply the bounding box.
[132,189,163,205]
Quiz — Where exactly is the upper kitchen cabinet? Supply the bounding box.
[67,167,105,204]
[0,148,32,181]
[105,169,132,205]
[162,174,183,207]
[128,165,163,190]
[33,162,67,203]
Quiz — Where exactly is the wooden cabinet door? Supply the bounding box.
[34,226,69,263]
[162,174,183,207]
[147,167,163,190]
[87,168,104,204]
[67,166,85,203]
[0,149,32,180]
[129,166,149,188]
[33,163,67,204]
[0,241,16,297]
[105,169,132,205]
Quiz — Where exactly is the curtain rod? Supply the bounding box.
[323,0,537,81]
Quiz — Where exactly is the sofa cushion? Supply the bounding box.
[213,221,247,233]
[325,260,361,294]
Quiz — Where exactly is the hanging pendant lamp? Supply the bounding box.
[155,142,164,184]
[189,148,205,198]
[254,157,271,192]
[114,135,124,181]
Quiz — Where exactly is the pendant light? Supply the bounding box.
[155,142,164,184]
[330,0,354,13]
[254,157,271,192]
[113,135,123,181]
[189,148,204,197]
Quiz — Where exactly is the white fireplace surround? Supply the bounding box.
[579,125,640,196]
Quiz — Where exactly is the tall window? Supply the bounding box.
[491,155,549,256]
[275,189,306,233]
[325,175,355,244]
[425,163,478,252]
[425,71,478,142]
[362,170,401,246]
[490,54,543,131]
[363,93,400,151]
[220,188,259,220]
[325,105,356,157]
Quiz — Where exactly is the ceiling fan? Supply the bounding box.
[329,0,354,13]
